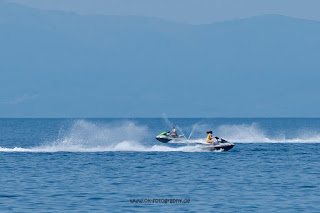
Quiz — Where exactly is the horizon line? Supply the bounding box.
[1,117,320,119]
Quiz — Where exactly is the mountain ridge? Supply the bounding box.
[1,1,320,117]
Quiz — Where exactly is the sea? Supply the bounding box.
[0,118,319,212]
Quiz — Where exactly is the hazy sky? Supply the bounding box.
[2,0,320,117]
[7,0,320,24]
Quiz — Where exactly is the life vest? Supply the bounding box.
[207,134,212,141]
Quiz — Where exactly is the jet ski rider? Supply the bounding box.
[206,131,216,145]
[171,126,178,138]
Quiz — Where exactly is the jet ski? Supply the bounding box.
[196,138,234,151]
[155,132,186,143]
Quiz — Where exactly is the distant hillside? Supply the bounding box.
[1,1,320,117]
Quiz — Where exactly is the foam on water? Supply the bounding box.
[1,120,320,153]
[0,143,202,153]
[0,120,204,152]
[168,123,320,143]
[216,123,320,143]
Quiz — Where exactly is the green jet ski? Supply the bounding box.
[155,132,186,143]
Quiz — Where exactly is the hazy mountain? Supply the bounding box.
[1,1,320,117]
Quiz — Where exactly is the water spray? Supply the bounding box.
[162,113,189,144]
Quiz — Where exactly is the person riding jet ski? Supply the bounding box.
[206,131,218,145]
[155,127,185,143]
[171,126,178,138]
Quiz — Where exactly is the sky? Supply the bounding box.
[7,0,320,24]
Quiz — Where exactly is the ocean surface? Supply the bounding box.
[0,118,319,212]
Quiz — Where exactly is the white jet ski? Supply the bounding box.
[155,132,186,143]
[196,138,234,151]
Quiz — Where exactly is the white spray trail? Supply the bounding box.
[161,113,189,143]
[0,120,207,153]
[1,120,319,153]
[216,123,320,143]
[188,122,209,140]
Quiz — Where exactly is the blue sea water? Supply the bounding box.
[0,118,319,212]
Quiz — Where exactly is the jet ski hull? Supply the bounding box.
[156,137,172,143]
[196,141,235,151]
[155,133,185,143]
[156,136,186,143]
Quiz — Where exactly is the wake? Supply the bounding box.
[217,123,320,143]
[1,120,320,153]
[0,120,204,153]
